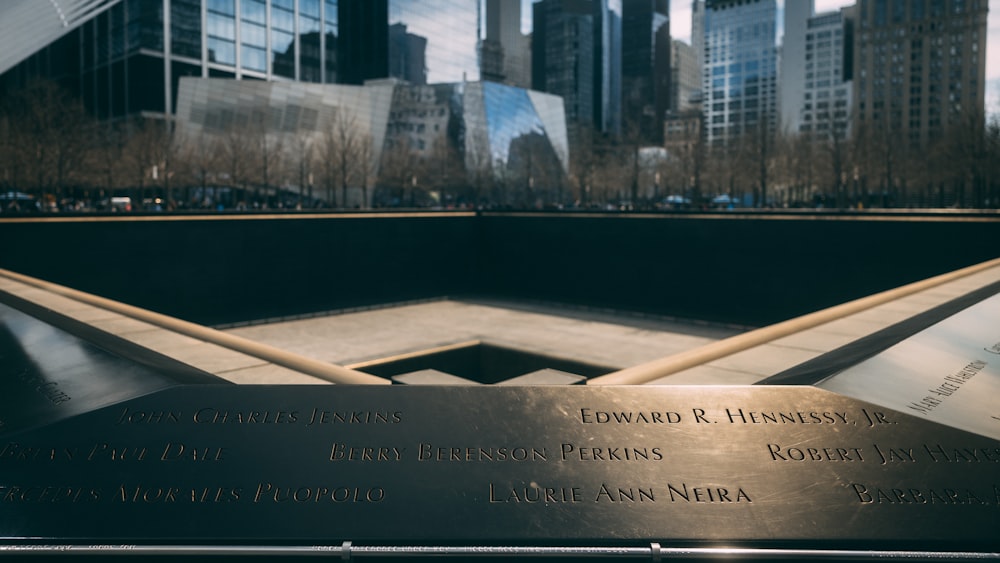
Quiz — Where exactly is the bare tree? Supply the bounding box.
[427,136,464,208]
[2,79,91,203]
[320,109,363,208]
[290,133,314,208]
[123,117,175,209]
[248,107,284,206]
[181,131,223,208]
[375,133,420,207]
[220,121,254,208]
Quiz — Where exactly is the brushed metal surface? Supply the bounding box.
[0,385,996,552]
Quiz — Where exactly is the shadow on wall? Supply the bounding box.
[1,212,998,327]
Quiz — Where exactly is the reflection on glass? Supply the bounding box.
[272,6,294,31]
[241,21,266,48]
[273,29,295,78]
[207,0,235,16]
[208,37,236,65]
[389,0,479,83]
[482,82,562,183]
[241,0,266,24]
[242,45,267,71]
[207,13,236,40]
[171,0,201,59]
[301,0,321,18]
[299,15,321,34]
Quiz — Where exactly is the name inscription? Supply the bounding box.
[1,385,997,545]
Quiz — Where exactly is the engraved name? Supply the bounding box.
[117,485,241,503]
[252,483,384,503]
[0,485,101,503]
[923,444,1000,462]
[329,443,405,461]
[850,483,998,506]
[193,408,298,424]
[489,483,583,503]
[15,369,71,405]
[116,408,180,425]
[306,409,402,425]
[767,444,865,462]
[579,409,682,424]
[560,443,664,461]
[907,360,987,415]
[725,409,850,424]
[417,444,547,462]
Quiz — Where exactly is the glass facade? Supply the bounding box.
[703,0,778,145]
[621,0,670,141]
[174,78,568,206]
[532,0,622,136]
[388,0,480,84]
[533,0,596,130]
[5,0,344,117]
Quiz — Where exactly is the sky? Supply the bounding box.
[521,0,1000,115]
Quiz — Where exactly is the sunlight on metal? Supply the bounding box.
[0,268,388,385]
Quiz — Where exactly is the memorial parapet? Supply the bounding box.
[0,384,998,557]
[0,292,225,439]
[1,284,999,560]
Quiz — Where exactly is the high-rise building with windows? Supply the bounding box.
[532,0,621,137]
[670,39,700,113]
[691,0,704,71]
[532,0,595,135]
[621,0,670,142]
[482,0,532,89]
[780,2,853,139]
[852,0,988,150]
[702,0,778,146]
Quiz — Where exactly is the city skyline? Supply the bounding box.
[520,0,1000,113]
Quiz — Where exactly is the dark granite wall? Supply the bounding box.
[1,212,997,326]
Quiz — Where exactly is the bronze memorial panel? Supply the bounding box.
[0,384,997,556]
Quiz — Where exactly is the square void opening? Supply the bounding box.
[348,341,616,384]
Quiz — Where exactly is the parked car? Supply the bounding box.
[0,191,41,214]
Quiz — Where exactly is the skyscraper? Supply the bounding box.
[483,0,532,88]
[852,0,988,150]
[532,0,622,137]
[691,0,705,70]
[621,0,670,142]
[594,0,623,135]
[0,0,485,119]
[702,0,778,146]
[670,39,700,113]
[780,2,853,139]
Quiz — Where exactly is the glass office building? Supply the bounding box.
[622,0,670,142]
[531,0,622,136]
[703,0,778,146]
[0,0,484,119]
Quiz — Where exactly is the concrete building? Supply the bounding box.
[702,0,778,146]
[852,0,988,150]
[780,2,853,139]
